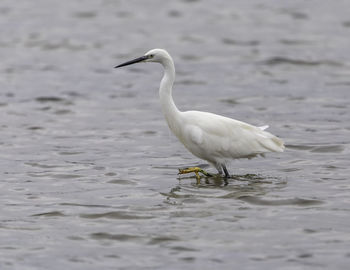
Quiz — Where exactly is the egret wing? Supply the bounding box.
[181,111,284,161]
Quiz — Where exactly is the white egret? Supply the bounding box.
[115,49,284,179]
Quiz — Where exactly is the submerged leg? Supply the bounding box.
[222,164,230,178]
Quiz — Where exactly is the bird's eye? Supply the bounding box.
[149,54,154,58]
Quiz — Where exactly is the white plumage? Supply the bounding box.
[116,49,284,177]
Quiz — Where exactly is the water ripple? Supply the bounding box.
[80,211,154,220]
[238,196,323,206]
[90,232,142,242]
[31,211,66,217]
[60,203,111,208]
[148,236,180,245]
[287,144,345,153]
[35,96,73,105]
[262,57,343,67]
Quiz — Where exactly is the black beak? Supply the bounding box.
[115,55,149,68]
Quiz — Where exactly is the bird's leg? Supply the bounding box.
[215,165,223,175]
[178,167,213,179]
[222,164,230,178]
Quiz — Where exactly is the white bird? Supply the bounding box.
[115,49,284,179]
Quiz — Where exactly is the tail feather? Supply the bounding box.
[257,130,285,153]
[271,136,285,152]
[259,125,269,130]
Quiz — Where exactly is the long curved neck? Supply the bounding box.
[159,58,181,133]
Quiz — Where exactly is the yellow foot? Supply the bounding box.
[178,167,213,180]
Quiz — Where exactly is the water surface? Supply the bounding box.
[1,0,350,269]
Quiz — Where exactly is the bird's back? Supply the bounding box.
[174,110,284,165]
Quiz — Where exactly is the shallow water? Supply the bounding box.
[1,0,350,269]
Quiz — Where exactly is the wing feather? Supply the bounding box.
[180,111,284,162]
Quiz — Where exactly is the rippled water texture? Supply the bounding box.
[1,0,350,269]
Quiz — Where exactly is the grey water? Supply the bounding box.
[1,0,350,269]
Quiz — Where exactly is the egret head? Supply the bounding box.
[115,49,171,68]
